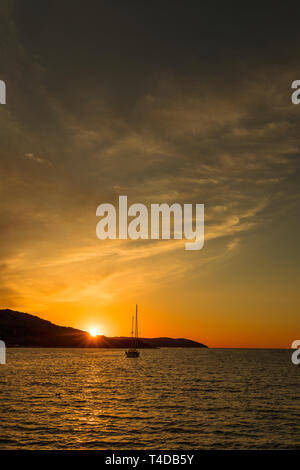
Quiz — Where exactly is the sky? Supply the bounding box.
[0,1,299,347]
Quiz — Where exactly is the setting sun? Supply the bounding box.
[88,327,100,337]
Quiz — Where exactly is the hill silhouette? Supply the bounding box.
[0,309,207,348]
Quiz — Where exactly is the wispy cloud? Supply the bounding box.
[25,153,52,166]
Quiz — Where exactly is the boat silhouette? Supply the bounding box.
[126,305,140,358]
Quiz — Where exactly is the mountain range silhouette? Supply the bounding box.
[0,309,207,348]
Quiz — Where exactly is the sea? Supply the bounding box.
[0,348,299,449]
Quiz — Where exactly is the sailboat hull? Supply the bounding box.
[125,350,140,357]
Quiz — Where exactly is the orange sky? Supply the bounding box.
[3,211,298,349]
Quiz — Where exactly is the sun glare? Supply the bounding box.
[88,327,100,337]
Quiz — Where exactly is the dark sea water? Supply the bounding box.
[0,348,299,449]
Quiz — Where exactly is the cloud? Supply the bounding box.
[0,1,299,328]
[25,153,52,166]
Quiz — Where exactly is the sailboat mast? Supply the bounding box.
[125,305,140,357]
[135,304,138,348]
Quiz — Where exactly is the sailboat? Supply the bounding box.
[125,305,140,357]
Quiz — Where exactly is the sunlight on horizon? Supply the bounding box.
[88,327,101,337]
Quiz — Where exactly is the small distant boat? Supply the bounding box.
[126,305,140,358]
